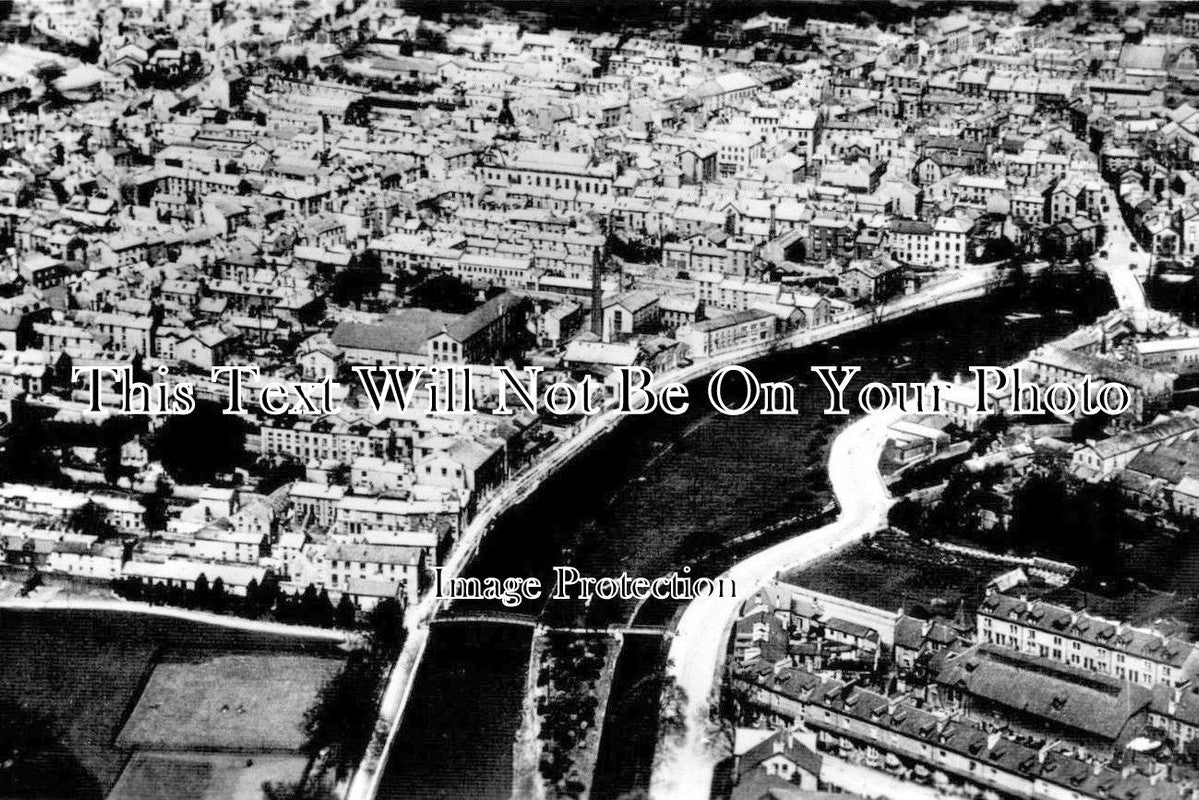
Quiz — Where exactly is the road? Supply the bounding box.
[647,242,1151,800]
[348,266,1002,800]
[649,408,902,800]
[1093,187,1149,319]
[0,595,353,642]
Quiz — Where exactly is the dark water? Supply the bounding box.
[377,624,532,800]
[590,635,670,800]
[381,281,1114,800]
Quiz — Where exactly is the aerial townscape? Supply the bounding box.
[13,2,1199,800]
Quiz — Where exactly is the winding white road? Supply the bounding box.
[650,407,902,800]
[649,204,1155,798]
[350,267,1002,800]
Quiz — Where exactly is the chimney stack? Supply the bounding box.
[591,240,605,339]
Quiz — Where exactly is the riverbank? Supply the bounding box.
[650,407,902,800]
[380,275,1113,799]
[650,254,1146,799]
[352,266,1005,799]
[361,263,1124,800]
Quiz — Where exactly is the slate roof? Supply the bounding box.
[935,643,1150,741]
[332,309,461,355]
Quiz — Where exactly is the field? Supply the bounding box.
[117,653,342,752]
[0,609,343,799]
[107,752,309,800]
[784,530,1005,615]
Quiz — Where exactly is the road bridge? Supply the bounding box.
[431,611,668,637]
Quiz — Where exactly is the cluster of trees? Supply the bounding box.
[275,584,359,630]
[0,404,63,486]
[343,98,372,127]
[112,574,233,614]
[892,462,1131,584]
[301,599,406,783]
[112,573,280,616]
[148,401,248,484]
[255,458,307,495]
[0,400,160,487]
[537,635,609,797]
[1006,472,1128,583]
[132,51,206,90]
[407,273,480,314]
[1041,234,1096,266]
[607,233,661,265]
[110,574,370,629]
[66,500,120,542]
[329,250,384,308]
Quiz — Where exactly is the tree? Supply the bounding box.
[245,578,262,616]
[256,458,305,494]
[327,464,350,486]
[329,252,383,308]
[302,652,382,781]
[142,477,171,533]
[275,591,298,624]
[299,584,321,624]
[407,273,477,314]
[148,581,168,606]
[210,577,228,614]
[316,589,335,628]
[98,417,126,484]
[363,598,405,659]
[343,98,371,127]
[67,501,119,542]
[193,573,210,609]
[241,574,280,619]
[335,594,357,629]
[1185,737,1199,768]
[112,576,143,601]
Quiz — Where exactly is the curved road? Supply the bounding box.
[649,182,1155,800]
[351,267,1000,800]
[650,408,902,800]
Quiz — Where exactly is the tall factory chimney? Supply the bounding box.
[591,238,605,338]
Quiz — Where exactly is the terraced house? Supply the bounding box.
[976,593,1199,690]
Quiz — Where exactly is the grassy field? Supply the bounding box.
[107,752,309,800]
[784,531,1002,615]
[0,609,343,800]
[118,653,342,752]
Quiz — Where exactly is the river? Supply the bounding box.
[379,278,1114,800]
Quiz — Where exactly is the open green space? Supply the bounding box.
[117,653,342,752]
[0,609,342,799]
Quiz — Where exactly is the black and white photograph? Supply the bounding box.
[1,1,1198,799]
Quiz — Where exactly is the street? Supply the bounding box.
[650,408,902,800]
